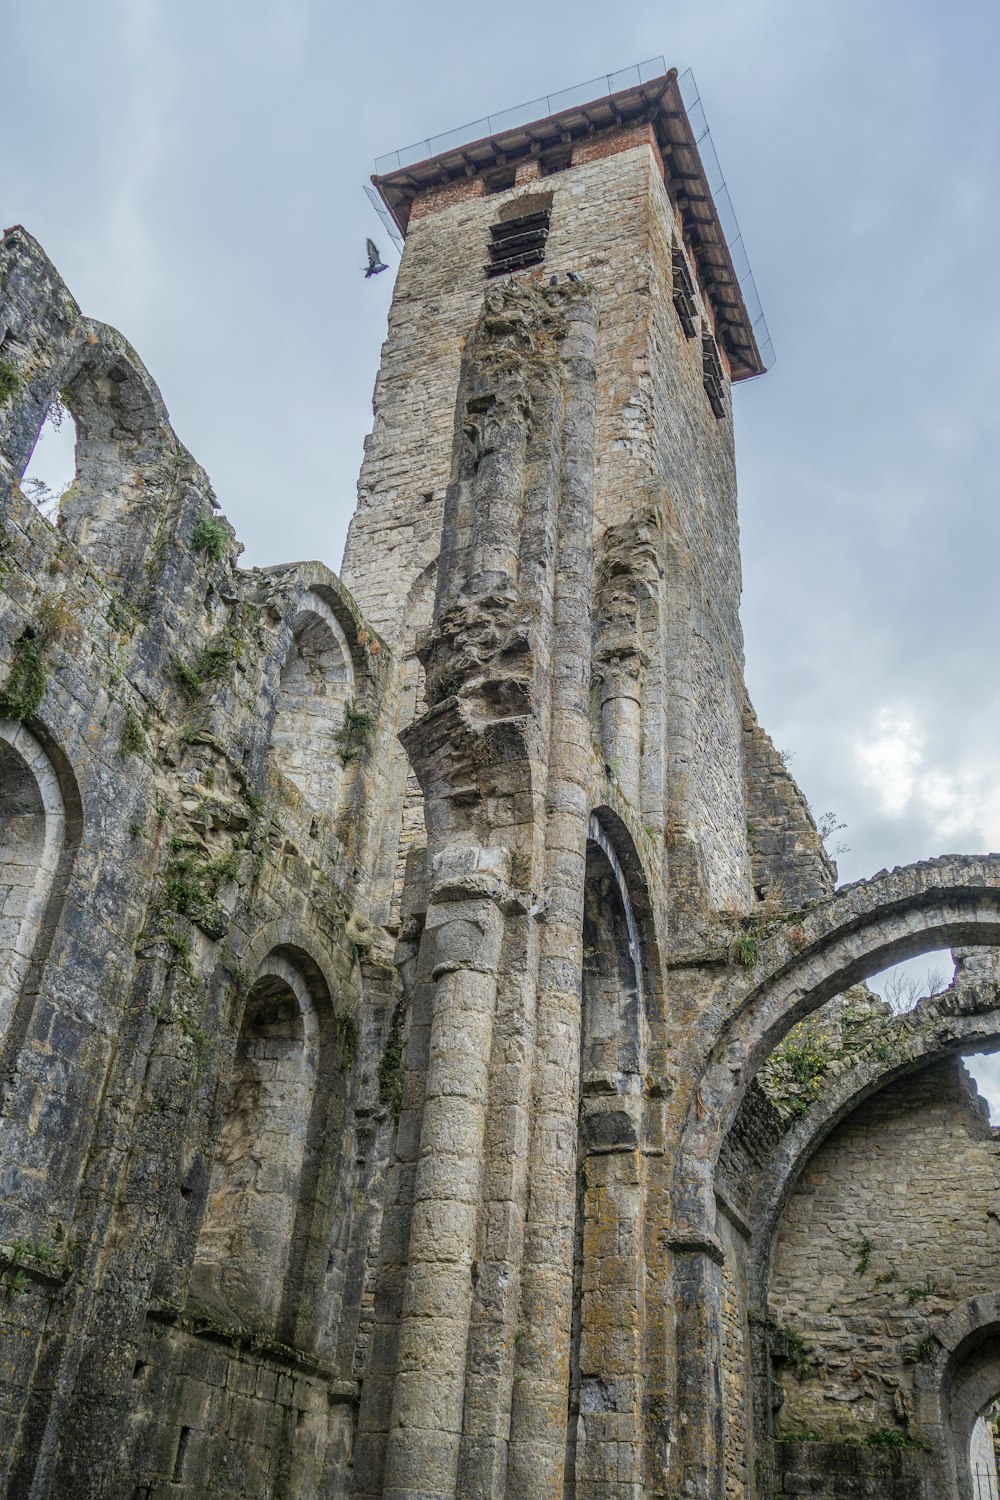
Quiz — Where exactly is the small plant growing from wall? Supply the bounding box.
[120,709,146,757]
[0,635,48,722]
[336,698,373,766]
[735,933,758,967]
[189,514,229,563]
[0,361,23,405]
[853,1235,872,1275]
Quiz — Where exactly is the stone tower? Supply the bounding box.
[3,59,1000,1500]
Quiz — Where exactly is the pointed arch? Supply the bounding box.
[0,721,81,1040]
[270,590,357,822]
[566,811,655,1495]
[191,946,337,1338]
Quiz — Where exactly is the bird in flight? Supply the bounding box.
[365,239,388,278]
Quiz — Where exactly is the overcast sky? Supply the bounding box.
[7,0,1000,1099]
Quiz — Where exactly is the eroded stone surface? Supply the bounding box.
[1,77,999,1500]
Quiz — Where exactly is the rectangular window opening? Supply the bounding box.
[672,247,698,339]
[702,332,726,419]
[485,209,551,278]
[172,1427,192,1484]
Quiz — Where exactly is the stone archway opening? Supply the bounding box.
[19,397,76,524]
[191,954,321,1336]
[270,591,356,824]
[565,816,647,1496]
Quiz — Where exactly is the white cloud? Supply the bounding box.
[854,703,1000,852]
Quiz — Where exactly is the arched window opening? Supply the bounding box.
[54,333,174,588]
[19,399,76,525]
[0,724,67,1037]
[192,955,320,1334]
[968,1407,1000,1500]
[581,825,642,1091]
[271,592,356,822]
[566,816,647,1495]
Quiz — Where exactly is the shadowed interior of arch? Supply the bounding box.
[191,963,318,1334]
[270,595,356,821]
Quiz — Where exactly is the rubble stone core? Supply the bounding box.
[2,67,1000,1500]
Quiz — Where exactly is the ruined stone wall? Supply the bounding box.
[769,1058,1000,1441]
[0,226,409,1500]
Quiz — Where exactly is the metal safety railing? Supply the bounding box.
[374,57,667,175]
[676,68,774,372]
[367,58,774,370]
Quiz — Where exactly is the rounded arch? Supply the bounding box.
[191,942,339,1341]
[0,720,82,1042]
[50,318,176,585]
[668,858,1000,1500]
[914,1293,1000,1499]
[270,589,357,821]
[731,983,1000,1498]
[673,855,1000,1234]
[745,986,1000,1311]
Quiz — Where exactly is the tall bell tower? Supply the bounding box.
[338,62,814,1500]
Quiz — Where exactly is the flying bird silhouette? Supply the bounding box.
[365,239,388,278]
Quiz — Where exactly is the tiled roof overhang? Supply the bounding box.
[371,69,765,382]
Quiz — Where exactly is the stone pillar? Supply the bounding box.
[598,657,643,807]
[670,1238,727,1498]
[381,848,508,1500]
[506,299,598,1498]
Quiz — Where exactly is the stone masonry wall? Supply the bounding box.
[769,1058,1000,1442]
[0,225,412,1499]
[346,133,756,923]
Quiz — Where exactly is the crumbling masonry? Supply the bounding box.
[1,65,1000,1500]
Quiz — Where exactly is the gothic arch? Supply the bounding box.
[0,720,81,1041]
[566,812,656,1494]
[270,589,357,823]
[673,855,1000,1234]
[914,1293,1000,1500]
[191,945,338,1342]
[729,981,1000,1499]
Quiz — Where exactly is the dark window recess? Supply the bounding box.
[486,210,550,277]
[484,165,517,194]
[172,1428,192,1484]
[539,145,573,177]
[672,248,697,338]
[702,333,726,418]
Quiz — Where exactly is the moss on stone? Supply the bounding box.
[0,360,23,406]
[0,636,48,721]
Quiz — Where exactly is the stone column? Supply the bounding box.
[382,846,508,1500]
[506,299,598,1497]
[598,656,643,807]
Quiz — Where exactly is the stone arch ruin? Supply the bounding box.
[2,62,1000,1500]
[270,589,357,823]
